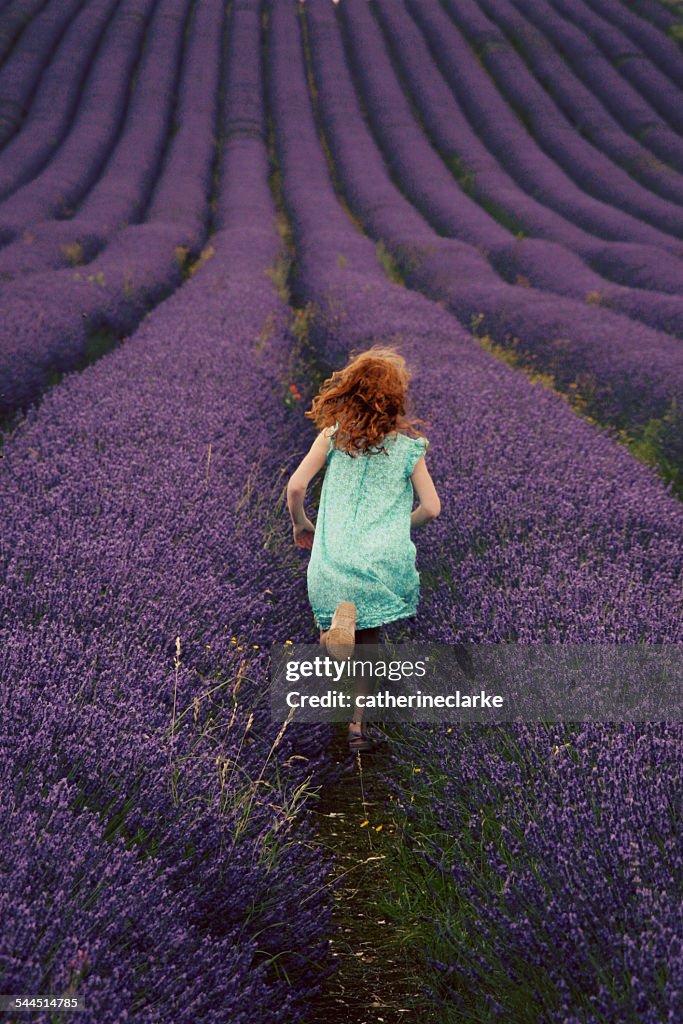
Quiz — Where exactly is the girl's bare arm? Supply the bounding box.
[410,456,441,527]
[286,429,333,548]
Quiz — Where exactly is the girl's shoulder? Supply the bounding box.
[322,422,341,464]
[373,431,429,456]
[395,431,429,449]
[323,426,428,462]
[395,432,429,475]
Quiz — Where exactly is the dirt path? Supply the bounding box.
[304,728,439,1024]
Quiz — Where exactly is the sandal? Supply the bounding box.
[347,727,386,754]
[325,601,356,661]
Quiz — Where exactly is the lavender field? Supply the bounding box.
[1,1,682,1022]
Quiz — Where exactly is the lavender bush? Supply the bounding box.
[485,0,683,187]
[439,0,683,232]
[371,0,683,297]
[506,0,683,142]
[304,0,683,474]
[267,3,683,1018]
[546,0,683,132]
[0,0,191,279]
[0,0,47,66]
[0,0,84,149]
[620,0,681,33]
[1,1,335,1019]
[0,0,223,416]
[384,720,682,1023]
[404,0,683,253]
[269,0,683,645]
[0,0,149,219]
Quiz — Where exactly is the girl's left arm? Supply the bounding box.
[286,430,332,549]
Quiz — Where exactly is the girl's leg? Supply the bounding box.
[319,624,380,645]
[356,626,382,645]
[320,617,386,746]
[349,626,383,736]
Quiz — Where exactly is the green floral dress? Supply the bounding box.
[307,426,430,631]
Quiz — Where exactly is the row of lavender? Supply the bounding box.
[384,721,681,1023]
[0,0,157,231]
[0,3,335,1020]
[0,0,47,69]
[399,0,683,257]
[0,0,189,261]
[0,0,219,417]
[374,0,683,290]
[318,0,683,482]
[0,0,86,151]
[442,0,683,219]
[268,1,682,1018]
[368,0,683,293]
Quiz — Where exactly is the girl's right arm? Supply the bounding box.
[286,427,334,548]
[410,456,441,527]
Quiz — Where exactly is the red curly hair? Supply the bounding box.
[305,344,428,457]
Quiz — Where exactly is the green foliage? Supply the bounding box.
[625,398,683,497]
[375,240,405,285]
[479,195,528,236]
[375,722,583,1023]
[445,153,477,194]
[60,242,85,266]
[85,326,120,363]
[468,315,682,495]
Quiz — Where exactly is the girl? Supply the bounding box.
[286,345,441,753]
